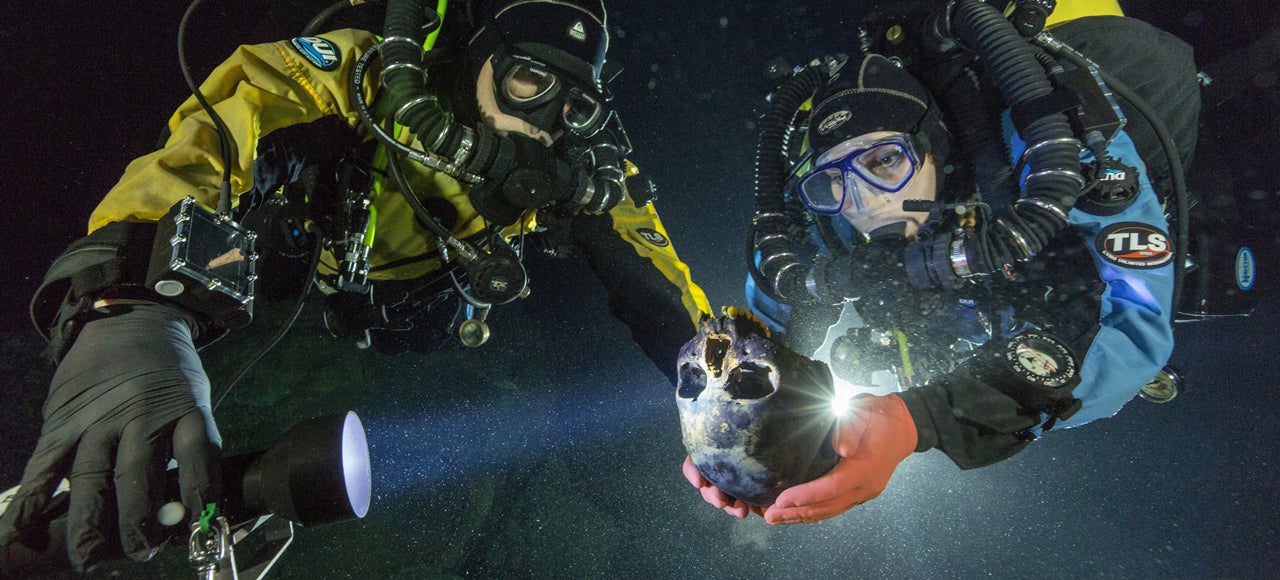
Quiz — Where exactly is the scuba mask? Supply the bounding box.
[797,133,923,215]
[490,45,612,139]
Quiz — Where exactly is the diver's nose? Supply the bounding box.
[844,174,881,213]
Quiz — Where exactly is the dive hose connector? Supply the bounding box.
[904,232,976,291]
[336,190,374,293]
[189,509,232,579]
[576,133,627,214]
[1009,0,1057,38]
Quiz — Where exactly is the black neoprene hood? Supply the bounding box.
[810,54,950,166]
[487,0,609,89]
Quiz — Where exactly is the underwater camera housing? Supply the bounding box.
[147,196,258,329]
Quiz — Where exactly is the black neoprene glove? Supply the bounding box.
[0,302,221,574]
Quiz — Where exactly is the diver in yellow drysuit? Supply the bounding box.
[1,0,710,573]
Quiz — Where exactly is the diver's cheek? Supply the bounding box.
[479,107,556,147]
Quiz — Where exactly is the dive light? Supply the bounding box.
[0,412,371,577]
[218,411,371,527]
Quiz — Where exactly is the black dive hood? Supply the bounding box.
[488,0,610,90]
[375,0,610,167]
[752,0,1084,304]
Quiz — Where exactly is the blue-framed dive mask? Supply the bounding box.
[796,134,922,215]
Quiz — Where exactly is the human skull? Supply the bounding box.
[676,308,838,506]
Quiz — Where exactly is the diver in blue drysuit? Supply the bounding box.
[685,3,1201,523]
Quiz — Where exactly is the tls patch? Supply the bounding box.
[289,37,340,71]
[1096,222,1173,269]
[637,228,669,247]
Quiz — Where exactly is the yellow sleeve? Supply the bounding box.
[568,183,712,384]
[88,29,378,233]
[1045,0,1125,29]
[598,191,713,327]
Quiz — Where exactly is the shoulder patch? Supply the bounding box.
[636,228,669,247]
[1004,331,1078,389]
[1096,222,1173,269]
[289,37,341,71]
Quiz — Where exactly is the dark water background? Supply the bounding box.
[2,1,1278,577]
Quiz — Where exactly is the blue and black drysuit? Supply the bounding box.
[747,15,1195,469]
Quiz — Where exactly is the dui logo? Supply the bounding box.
[637,228,669,247]
[817,110,852,135]
[1096,222,1173,269]
[289,37,341,71]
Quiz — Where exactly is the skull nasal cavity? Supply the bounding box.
[705,336,730,376]
[726,362,774,399]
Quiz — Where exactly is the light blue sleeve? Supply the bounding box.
[1058,130,1175,427]
[744,254,791,335]
[1007,124,1177,429]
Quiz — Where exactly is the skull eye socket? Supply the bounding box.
[677,363,707,400]
[726,362,774,400]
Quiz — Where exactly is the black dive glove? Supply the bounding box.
[467,130,576,226]
[0,302,221,574]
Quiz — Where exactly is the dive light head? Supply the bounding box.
[224,411,372,526]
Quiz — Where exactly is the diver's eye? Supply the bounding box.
[860,145,907,180]
[677,363,708,400]
[502,63,558,103]
[725,362,775,400]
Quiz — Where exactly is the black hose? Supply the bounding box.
[213,225,323,412]
[950,0,1080,257]
[931,58,1021,212]
[386,148,458,243]
[381,0,462,159]
[178,0,235,216]
[895,0,1084,291]
[1040,42,1189,322]
[303,0,353,36]
[751,63,831,304]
